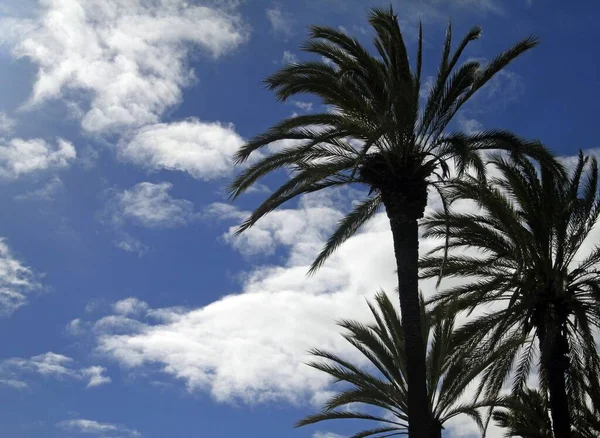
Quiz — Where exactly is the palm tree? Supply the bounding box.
[229,7,548,436]
[421,152,600,437]
[492,385,600,438]
[492,388,554,438]
[297,291,507,438]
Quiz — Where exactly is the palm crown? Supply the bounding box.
[492,384,600,438]
[421,152,600,437]
[298,291,506,438]
[229,7,546,272]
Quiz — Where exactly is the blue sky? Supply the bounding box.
[0,0,598,437]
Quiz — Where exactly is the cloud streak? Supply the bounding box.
[57,419,140,437]
[0,238,43,316]
[0,352,110,388]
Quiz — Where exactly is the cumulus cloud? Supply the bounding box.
[0,352,110,388]
[57,419,140,437]
[77,189,397,405]
[0,137,76,180]
[0,0,248,133]
[0,238,42,316]
[118,119,245,180]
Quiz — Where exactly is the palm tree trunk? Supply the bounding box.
[430,418,443,438]
[538,322,571,438]
[386,211,430,438]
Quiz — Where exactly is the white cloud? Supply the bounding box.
[0,378,28,389]
[104,181,198,254]
[292,101,313,112]
[14,176,65,201]
[78,189,397,405]
[118,119,245,180]
[457,115,483,135]
[66,318,84,336]
[113,298,149,317]
[0,0,248,133]
[115,236,149,257]
[81,366,112,388]
[0,352,110,388]
[313,433,346,438]
[75,148,599,436]
[218,195,347,260]
[266,4,292,36]
[0,238,42,316]
[57,419,140,437]
[282,50,298,64]
[107,182,198,229]
[0,112,16,133]
[0,137,76,180]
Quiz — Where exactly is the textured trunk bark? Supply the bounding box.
[387,214,430,438]
[538,323,571,438]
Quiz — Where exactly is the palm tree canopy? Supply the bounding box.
[296,291,506,437]
[492,384,600,438]
[228,6,549,273]
[420,152,600,403]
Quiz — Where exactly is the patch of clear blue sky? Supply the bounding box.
[0,0,598,437]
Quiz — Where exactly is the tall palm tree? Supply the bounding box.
[297,291,508,438]
[421,152,600,437]
[229,7,548,436]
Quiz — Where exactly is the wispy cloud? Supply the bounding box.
[292,101,313,112]
[0,378,28,390]
[313,433,346,438]
[103,181,199,254]
[266,4,293,36]
[106,182,198,229]
[14,177,65,202]
[0,238,42,316]
[0,112,16,133]
[0,352,110,388]
[281,50,298,64]
[57,419,140,437]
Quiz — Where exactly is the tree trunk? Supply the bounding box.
[430,418,443,438]
[387,212,430,438]
[538,322,571,438]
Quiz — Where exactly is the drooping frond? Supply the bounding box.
[309,194,383,275]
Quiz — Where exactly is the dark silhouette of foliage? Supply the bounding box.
[298,291,510,438]
[230,7,547,435]
[421,152,600,437]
